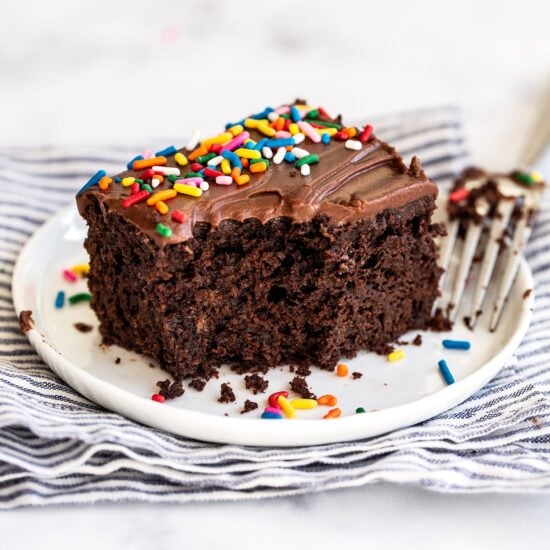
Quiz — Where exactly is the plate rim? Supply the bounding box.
[11,205,535,447]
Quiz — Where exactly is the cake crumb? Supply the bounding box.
[18,310,34,335]
[352,372,363,380]
[115,357,121,364]
[429,308,453,331]
[412,334,423,346]
[156,379,185,400]
[290,376,316,399]
[295,365,311,377]
[241,400,258,414]
[244,374,268,394]
[219,383,236,403]
[148,362,156,369]
[531,416,542,426]
[189,378,207,392]
[73,322,93,333]
[523,289,532,299]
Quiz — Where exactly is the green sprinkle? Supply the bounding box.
[140,183,153,193]
[514,171,536,185]
[355,407,366,414]
[250,157,269,167]
[184,172,203,179]
[168,174,179,183]
[134,178,144,184]
[295,154,319,168]
[155,223,172,238]
[196,153,216,164]
[306,109,319,119]
[279,113,290,119]
[309,119,343,130]
[68,292,92,305]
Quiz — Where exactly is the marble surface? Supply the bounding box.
[1,0,549,547]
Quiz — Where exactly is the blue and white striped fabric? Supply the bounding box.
[0,107,548,509]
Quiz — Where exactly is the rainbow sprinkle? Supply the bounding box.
[78,101,375,236]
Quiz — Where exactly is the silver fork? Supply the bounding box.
[433,93,549,331]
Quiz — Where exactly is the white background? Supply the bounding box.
[1,0,549,547]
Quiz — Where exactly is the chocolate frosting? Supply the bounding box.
[77,127,438,245]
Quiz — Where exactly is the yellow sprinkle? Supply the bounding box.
[388,349,405,362]
[173,183,203,197]
[256,122,276,137]
[228,124,244,136]
[235,148,261,160]
[146,189,177,206]
[155,201,169,215]
[250,161,267,173]
[174,152,188,167]
[122,177,135,187]
[244,118,263,129]
[531,171,543,183]
[71,263,90,276]
[202,132,233,148]
[236,174,250,185]
[288,123,299,135]
[277,396,296,419]
[316,127,337,136]
[221,159,231,175]
[291,398,318,410]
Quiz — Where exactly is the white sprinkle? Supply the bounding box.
[262,146,273,159]
[152,166,180,176]
[185,130,201,151]
[151,177,162,188]
[292,132,305,145]
[267,111,279,122]
[300,164,311,176]
[216,175,233,185]
[273,147,286,165]
[345,139,362,151]
[207,155,223,167]
[292,147,309,159]
[200,181,210,191]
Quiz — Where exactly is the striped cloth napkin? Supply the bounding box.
[0,107,549,509]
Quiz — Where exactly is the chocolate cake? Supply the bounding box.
[76,101,442,382]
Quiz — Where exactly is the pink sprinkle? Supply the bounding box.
[141,149,153,159]
[220,131,249,152]
[63,269,77,283]
[298,121,321,143]
[275,130,292,138]
[175,177,203,186]
[215,175,233,185]
[264,406,282,415]
[275,106,290,114]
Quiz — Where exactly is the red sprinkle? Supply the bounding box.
[171,210,186,223]
[334,130,349,141]
[359,124,373,143]
[210,143,223,154]
[122,190,150,208]
[140,169,155,180]
[130,182,140,195]
[449,188,470,202]
[62,269,77,283]
[151,393,165,403]
[191,162,204,172]
[204,167,223,178]
[318,107,331,119]
[268,391,289,408]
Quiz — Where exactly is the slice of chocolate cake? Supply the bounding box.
[76,101,442,381]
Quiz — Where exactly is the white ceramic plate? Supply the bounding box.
[12,204,534,446]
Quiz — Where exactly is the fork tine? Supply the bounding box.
[431,219,459,315]
[489,215,531,331]
[468,199,516,328]
[448,216,485,322]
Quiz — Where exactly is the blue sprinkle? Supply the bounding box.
[284,152,296,163]
[55,291,65,309]
[127,155,144,170]
[221,150,242,169]
[265,138,295,148]
[290,105,302,122]
[114,177,122,183]
[321,133,331,144]
[254,138,269,151]
[245,141,256,149]
[76,169,106,195]
[438,359,455,385]
[250,106,274,120]
[442,339,471,350]
[261,411,283,419]
[225,118,245,129]
[155,145,177,157]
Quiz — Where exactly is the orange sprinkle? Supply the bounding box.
[155,201,169,215]
[347,127,358,138]
[317,394,338,407]
[241,158,249,168]
[250,161,267,173]
[274,117,285,131]
[336,363,349,377]
[146,189,177,206]
[323,408,342,419]
[188,145,209,161]
[98,176,112,191]
[132,156,167,171]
